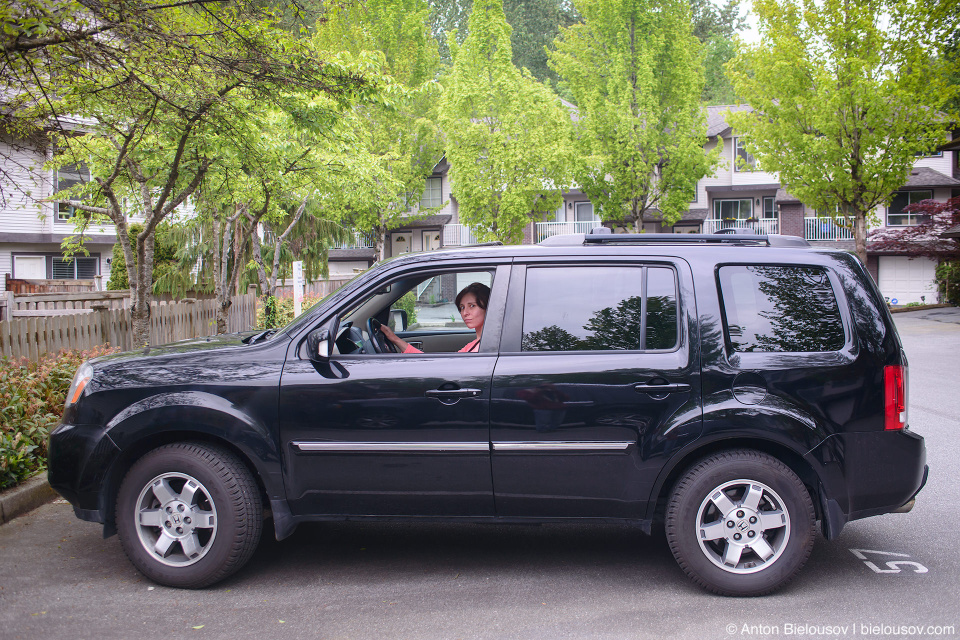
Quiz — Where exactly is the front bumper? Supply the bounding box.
[47,422,121,521]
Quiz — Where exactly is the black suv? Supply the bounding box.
[48,232,927,596]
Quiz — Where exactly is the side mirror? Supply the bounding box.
[306,318,338,361]
[390,308,408,332]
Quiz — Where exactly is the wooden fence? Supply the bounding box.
[0,293,257,361]
[271,278,353,299]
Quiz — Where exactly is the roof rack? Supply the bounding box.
[539,232,811,248]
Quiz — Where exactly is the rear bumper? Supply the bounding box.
[807,429,927,536]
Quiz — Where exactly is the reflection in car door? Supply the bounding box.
[278,264,509,518]
[489,260,703,519]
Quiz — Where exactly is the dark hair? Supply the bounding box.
[455,282,491,310]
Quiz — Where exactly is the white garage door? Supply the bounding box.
[878,256,938,305]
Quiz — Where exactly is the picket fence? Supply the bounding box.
[0,293,257,361]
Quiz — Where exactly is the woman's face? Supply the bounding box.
[458,293,486,331]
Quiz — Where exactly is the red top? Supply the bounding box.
[403,338,480,354]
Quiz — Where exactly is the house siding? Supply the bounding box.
[0,136,51,235]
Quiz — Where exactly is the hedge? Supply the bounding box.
[0,346,116,490]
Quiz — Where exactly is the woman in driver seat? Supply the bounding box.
[380,282,490,354]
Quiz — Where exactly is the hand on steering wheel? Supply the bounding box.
[367,317,397,353]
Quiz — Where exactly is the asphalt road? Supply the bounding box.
[1,309,958,640]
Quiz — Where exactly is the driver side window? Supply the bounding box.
[334,269,494,355]
[390,271,492,334]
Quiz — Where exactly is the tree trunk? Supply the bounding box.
[250,223,271,297]
[854,209,868,266]
[130,230,156,348]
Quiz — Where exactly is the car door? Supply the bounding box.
[279,264,509,518]
[489,259,702,519]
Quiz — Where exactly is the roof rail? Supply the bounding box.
[538,233,811,247]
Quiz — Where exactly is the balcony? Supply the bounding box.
[702,218,780,235]
[442,224,481,246]
[535,221,602,243]
[332,231,375,249]
[804,217,854,241]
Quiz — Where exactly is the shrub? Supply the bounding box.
[255,295,324,330]
[936,260,960,304]
[0,346,117,490]
[394,291,418,328]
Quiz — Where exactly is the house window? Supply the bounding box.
[713,199,753,220]
[56,163,90,221]
[735,138,757,172]
[574,201,598,222]
[887,190,932,226]
[419,177,442,209]
[763,196,776,218]
[52,257,99,279]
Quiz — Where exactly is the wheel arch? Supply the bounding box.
[98,393,284,537]
[646,436,824,527]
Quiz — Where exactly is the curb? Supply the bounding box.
[889,304,954,314]
[0,472,59,526]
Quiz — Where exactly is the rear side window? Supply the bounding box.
[718,265,845,353]
[521,266,678,352]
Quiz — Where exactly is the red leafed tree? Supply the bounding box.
[869,196,960,257]
[869,196,960,302]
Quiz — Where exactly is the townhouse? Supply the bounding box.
[3,106,957,305]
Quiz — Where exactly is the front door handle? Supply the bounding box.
[425,387,482,404]
[634,382,691,395]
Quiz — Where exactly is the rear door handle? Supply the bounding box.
[426,388,482,404]
[634,383,691,394]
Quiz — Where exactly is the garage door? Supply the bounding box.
[878,256,938,305]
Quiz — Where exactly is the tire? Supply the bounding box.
[116,442,263,588]
[665,450,815,597]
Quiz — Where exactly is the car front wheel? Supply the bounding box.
[116,442,262,588]
[665,450,815,596]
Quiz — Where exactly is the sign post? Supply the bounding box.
[292,261,304,317]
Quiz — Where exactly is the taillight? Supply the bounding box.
[884,365,907,430]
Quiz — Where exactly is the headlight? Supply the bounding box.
[65,362,94,408]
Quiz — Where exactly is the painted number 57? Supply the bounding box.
[849,549,928,574]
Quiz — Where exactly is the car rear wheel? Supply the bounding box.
[665,450,815,596]
[116,442,262,588]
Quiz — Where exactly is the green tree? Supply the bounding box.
[726,0,959,265]
[430,0,580,88]
[155,100,360,334]
[315,0,446,260]
[0,1,222,212]
[440,0,571,243]
[689,0,746,104]
[550,0,718,232]
[49,5,371,346]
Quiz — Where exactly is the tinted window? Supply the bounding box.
[718,265,844,353]
[521,266,678,352]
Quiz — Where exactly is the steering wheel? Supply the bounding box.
[366,317,397,353]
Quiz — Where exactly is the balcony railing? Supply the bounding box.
[332,231,375,250]
[804,217,854,241]
[702,218,780,235]
[442,224,480,246]
[535,221,602,243]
